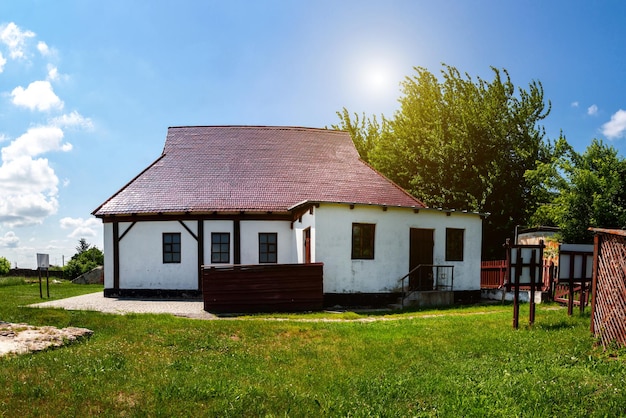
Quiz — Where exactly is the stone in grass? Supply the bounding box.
[0,321,93,357]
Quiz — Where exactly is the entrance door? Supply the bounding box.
[409,228,434,291]
[303,228,311,264]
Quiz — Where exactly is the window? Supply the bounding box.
[352,223,375,259]
[163,233,181,263]
[259,233,277,263]
[446,228,464,261]
[211,233,230,264]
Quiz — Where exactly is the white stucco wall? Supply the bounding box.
[203,220,235,266]
[292,209,316,263]
[239,220,295,264]
[103,222,114,289]
[101,204,482,293]
[314,204,482,293]
[113,220,199,290]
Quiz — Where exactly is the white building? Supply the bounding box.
[93,126,485,307]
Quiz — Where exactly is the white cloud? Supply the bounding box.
[60,217,100,238]
[0,22,35,59]
[1,126,70,161]
[0,51,6,73]
[0,156,59,195]
[0,188,58,227]
[601,109,626,140]
[47,64,59,81]
[587,104,598,116]
[0,126,65,227]
[11,80,64,112]
[571,101,579,108]
[37,41,50,56]
[51,111,94,130]
[0,231,19,248]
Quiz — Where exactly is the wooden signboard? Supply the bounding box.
[506,239,544,328]
[558,244,594,315]
[36,253,50,298]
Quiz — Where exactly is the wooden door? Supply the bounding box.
[303,228,311,264]
[409,228,434,291]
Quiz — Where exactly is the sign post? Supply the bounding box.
[557,244,594,315]
[506,240,544,329]
[36,253,50,299]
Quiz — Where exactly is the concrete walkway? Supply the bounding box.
[29,292,217,320]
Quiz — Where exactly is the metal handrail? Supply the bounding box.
[398,264,455,308]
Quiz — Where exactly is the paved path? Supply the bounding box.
[29,292,217,320]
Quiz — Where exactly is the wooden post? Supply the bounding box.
[113,222,120,290]
[590,234,600,335]
[46,268,50,298]
[580,254,588,314]
[567,250,575,316]
[513,247,522,329]
[38,268,43,299]
[529,249,536,326]
[505,239,511,292]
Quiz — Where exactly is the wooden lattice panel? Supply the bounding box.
[592,232,626,347]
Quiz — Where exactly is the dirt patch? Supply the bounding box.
[0,322,93,357]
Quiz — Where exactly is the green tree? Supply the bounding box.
[335,64,551,257]
[526,137,626,243]
[65,239,104,279]
[0,256,10,275]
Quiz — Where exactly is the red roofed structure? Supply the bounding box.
[94,126,425,216]
[93,126,484,309]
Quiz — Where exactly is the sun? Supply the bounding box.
[363,65,394,94]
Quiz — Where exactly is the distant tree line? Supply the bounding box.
[335,64,625,257]
[0,238,103,279]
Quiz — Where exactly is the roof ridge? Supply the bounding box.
[167,125,347,134]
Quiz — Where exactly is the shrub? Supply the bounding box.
[64,239,104,280]
[0,256,10,275]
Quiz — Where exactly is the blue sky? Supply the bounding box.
[1,1,626,268]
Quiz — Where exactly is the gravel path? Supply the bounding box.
[29,292,217,320]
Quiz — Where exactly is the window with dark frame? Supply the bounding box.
[259,233,277,263]
[163,233,181,263]
[211,233,230,264]
[446,228,464,261]
[352,223,375,259]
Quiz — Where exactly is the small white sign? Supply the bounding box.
[509,246,544,285]
[558,244,594,281]
[36,253,49,270]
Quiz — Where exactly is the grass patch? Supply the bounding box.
[0,276,27,287]
[0,282,624,416]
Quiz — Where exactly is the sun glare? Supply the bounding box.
[363,65,393,94]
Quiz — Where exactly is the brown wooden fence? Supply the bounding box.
[480,260,508,289]
[202,263,324,314]
[553,283,590,308]
[480,260,554,291]
[590,229,626,348]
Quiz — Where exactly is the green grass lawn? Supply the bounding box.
[0,278,624,417]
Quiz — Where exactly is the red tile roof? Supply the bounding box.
[93,126,426,216]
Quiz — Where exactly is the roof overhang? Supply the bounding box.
[288,200,489,218]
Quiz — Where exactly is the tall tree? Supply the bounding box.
[65,238,104,279]
[526,137,626,243]
[335,64,551,257]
